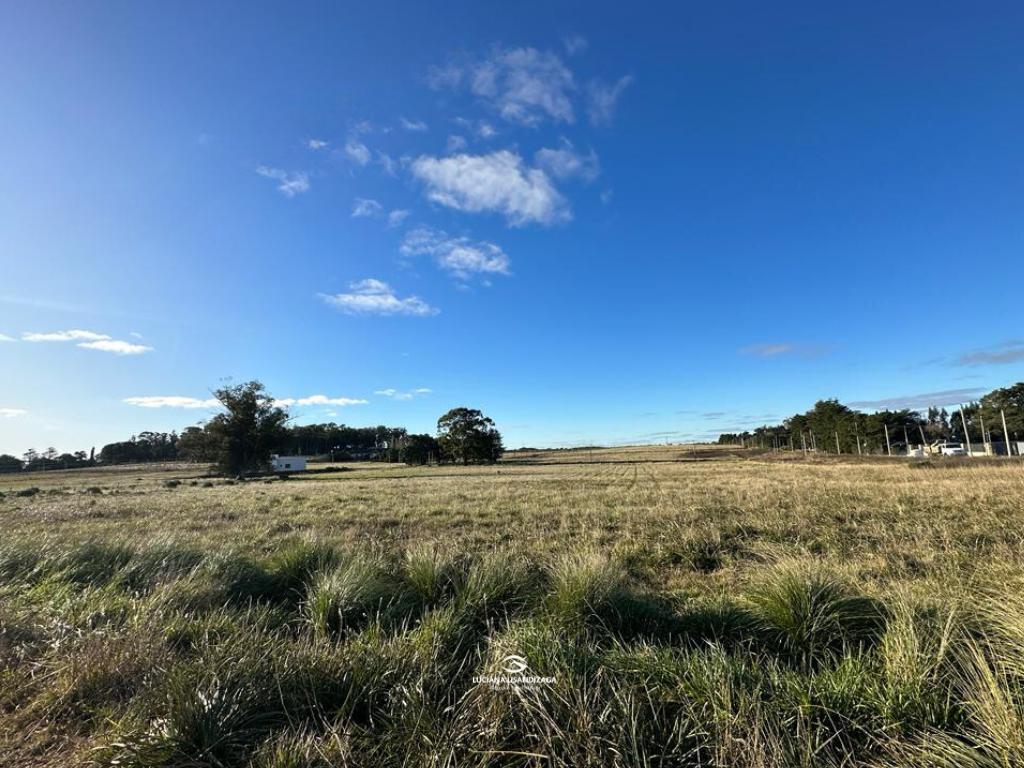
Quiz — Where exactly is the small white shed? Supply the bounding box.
[271,455,307,472]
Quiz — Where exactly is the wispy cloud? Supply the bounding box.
[124,396,219,409]
[739,342,827,359]
[273,395,368,407]
[400,226,510,280]
[399,117,428,131]
[534,140,599,181]
[411,150,569,226]
[307,138,329,150]
[256,166,310,197]
[430,46,576,126]
[23,329,109,342]
[563,35,588,56]
[0,408,26,418]
[319,279,438,317]
[587,75,633,125]
[352,198,384,218]
[23,329,152,354]
[848,388,988,411]
[374,387,432,401]
[387,209,410,227]
[0,333,13,342]
[446,134,468,152]
[344,139,372,166]
[125,394,367,410]
[78,339,152,355]
[351,198,409,226]
[955,339,1024,366]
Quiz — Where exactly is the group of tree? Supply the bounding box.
[0,447,95,473]
[1,380,506,475]
[718,381,1024,453]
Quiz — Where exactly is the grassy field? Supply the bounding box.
[2,447,1024,766]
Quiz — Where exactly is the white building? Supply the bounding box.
[271,455,307,472]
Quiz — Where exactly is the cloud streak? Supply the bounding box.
[0,408,26,418]
[956,339,1024,366]
[23,329,152,355]
[319,279,438,316]
[739,342,827,359]
[848,388,988,411]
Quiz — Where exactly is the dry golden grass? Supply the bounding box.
[2,448,1024,767]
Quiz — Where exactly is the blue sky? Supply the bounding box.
[2,1,1023,455]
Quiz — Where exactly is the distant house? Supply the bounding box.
[271,455,307,472]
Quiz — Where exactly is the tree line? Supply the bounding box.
[0,381,504,475]
[718,382,1024,453]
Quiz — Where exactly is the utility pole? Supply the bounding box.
[1002,409,1013,457]
[884,423,892,457]
[959,405,973,456]
[835,431,841,454]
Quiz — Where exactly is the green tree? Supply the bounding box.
[437,407,503,464]
[203,381,289,475]
[0,454,23,473]
[400,434,439,465]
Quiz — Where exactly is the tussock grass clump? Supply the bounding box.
[548,551,680,639]
[304,553,418,639]
[745,561,887,668]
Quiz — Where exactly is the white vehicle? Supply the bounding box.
[936,443,966,456]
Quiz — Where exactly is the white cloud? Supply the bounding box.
[256,166,310,197]
[400,117,428,131]
[352,198,384,218]
[0,408,26,418]
[387,209,411,227]
[307,138,329,150]
[23,328,151,355]
[23,329,110,342]
[375,387,431,401]
[425,63,464,90]
[534,141,600,181]
[78,339,153,355]
[401,226,510,280]
[410,150,569,226]
[446,134,468,152]
[587,75,633,125]
[124,396,219,409]
[563,35,588,56]
[319,279,438,317]
[344,140,372,166]
[470,46,576,125]
[477,121,497,139]
[377,152,398,175]
[0,333,13,342]
[430,47,576,125]
[275,395,368,407]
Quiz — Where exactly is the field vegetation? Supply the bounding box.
[2,447,1024,766]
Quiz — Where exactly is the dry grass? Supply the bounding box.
[1,448,1023,766]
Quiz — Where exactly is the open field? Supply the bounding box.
[3,448,1024,766]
